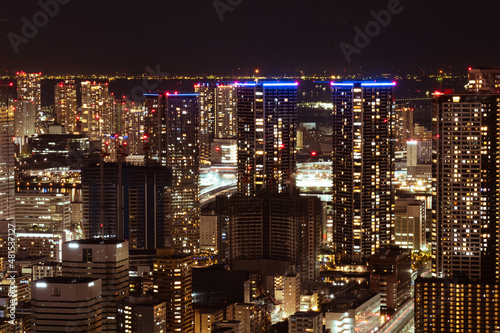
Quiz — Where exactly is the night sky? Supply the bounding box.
[1,1,499,76]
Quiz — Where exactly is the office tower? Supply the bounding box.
[54,80,78,133]
[369,247,411,315]
[80,81,115,141]
[0,107,15,225]
[236,82,298,196]
[153,249,193,333]
[15,192,71,233]
[195,83,237,165]
[31,277,102,333]
[288,312,322,333]
[82,162,171,249]
[144,92,199,253]
[331,81,395,263]
[467,67,500,93]
[117,295,167,333]
[394,198,426,251]
[217,194,322,281]
[62,239,129,332]
[432,92,500,280]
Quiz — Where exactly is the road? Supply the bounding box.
[380,298,414,333]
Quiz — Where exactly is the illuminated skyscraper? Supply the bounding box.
[414,90,500,333]
[236,82,298,196]
[121,99,147,155]
[431,92,500,280]
[195,83,237,165]
[144,93,199,253]
[16,71,41,105]
[80,81,115,141]
[153,249,193,333]
[331,81,395,263]
[55,80,78,133]
[0,107,15,225]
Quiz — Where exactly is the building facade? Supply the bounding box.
[331,81,395,263]
[62,239,129,332]
[236,82,298,196]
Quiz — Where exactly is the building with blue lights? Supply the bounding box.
[235,82,298,196]
[331,81,395,263]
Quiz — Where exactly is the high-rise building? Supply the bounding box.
[0,81,16,107]
[31,277,102,333]
[62,239,129,332]
[16,72,41,137]
[121,99,147,155]
[236,82,298,196]
[16,72,41,105]
[13,100,36,138]
[153,248,193,333]
[331,81,395,263]
[217,193,322,281]
[369,246,411,315]
[195,83,237,165]
[394,106,414,151]
[82,162,171,249]
[144,92,199,253]
[431,92,500,280]
[117,295,167,333]
[80,81,115,141]
[415,277,500,332]
[0,107,15,225]
[467,67,500,93]
[55,80,78,133]
[414,88,500,332]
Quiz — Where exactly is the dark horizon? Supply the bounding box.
[1,1,499,76]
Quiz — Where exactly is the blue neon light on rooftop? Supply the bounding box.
[331,81,396,87]
[143,92,199,96]
[235,82,298,87]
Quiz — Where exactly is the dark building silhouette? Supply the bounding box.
[82,161,171,249]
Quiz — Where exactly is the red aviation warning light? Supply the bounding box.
[215,146,220,152]
[279,144,285,149]
[311,151,317,156]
